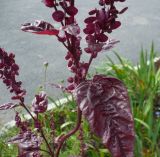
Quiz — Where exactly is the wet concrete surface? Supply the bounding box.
[0,0,160,126]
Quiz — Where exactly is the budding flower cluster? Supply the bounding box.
[0,48,26,102]
[32,91,48,113]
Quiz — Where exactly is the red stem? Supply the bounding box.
[52,1,82,157]
[21,102,36,121]
[55,107,82,157]
[83,55,94,79]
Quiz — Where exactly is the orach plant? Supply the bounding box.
[0,0,135,157]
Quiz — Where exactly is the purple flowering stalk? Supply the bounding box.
[0,0,135,157]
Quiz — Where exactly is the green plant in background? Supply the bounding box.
[0,127,19,157]
[96,45,160,156]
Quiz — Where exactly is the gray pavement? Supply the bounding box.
[0,0,160,125]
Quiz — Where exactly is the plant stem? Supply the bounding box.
[40,129,55,157]
[55,107,82,157]
[44,65,47,90]
[71,0,75,6]
[21,103,36,121]
[21,102,54,156]
[83,55,94,79]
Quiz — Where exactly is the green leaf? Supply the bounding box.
[60,121,74,129]
[134,118,150,131]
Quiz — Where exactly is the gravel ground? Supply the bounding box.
[0,0,160,126]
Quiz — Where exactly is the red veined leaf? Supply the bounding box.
[74,75,135,157]
[0,102,18,110]
[21,20,59,35]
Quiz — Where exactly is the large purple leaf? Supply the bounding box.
[21,20,59,35]
[8,131,42,151]
[0,102,18,110]
[74,75,135,157]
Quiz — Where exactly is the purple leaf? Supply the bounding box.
[96,33,108,42]
[66,6,78,16]
[42,0,55,8]
[52,10,65,22]
[83,24,95,34]
[21,20,59,35]
[84,16,97,23]
[89,9,97,15]
[111,21,121,30]
[74,75,135,157]
[0,102,18,110]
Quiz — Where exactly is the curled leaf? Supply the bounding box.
[74,75,135,157]
[0,102,18,110]
[21,20,59,35]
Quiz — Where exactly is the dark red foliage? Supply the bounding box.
[67,77,74,83]
[0,48,26,102]
[21,20,59,35]
[84,16,97,24]
[15,112,29,132]
[83,0,128,57]
[42,0,55,8]
[96,33,108,42]
[52,10,65,22]
[89,9,97,15]
[83,24,95,34]
[66,6,78,16]
[111,21,121,29]
[74,75,135,157]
